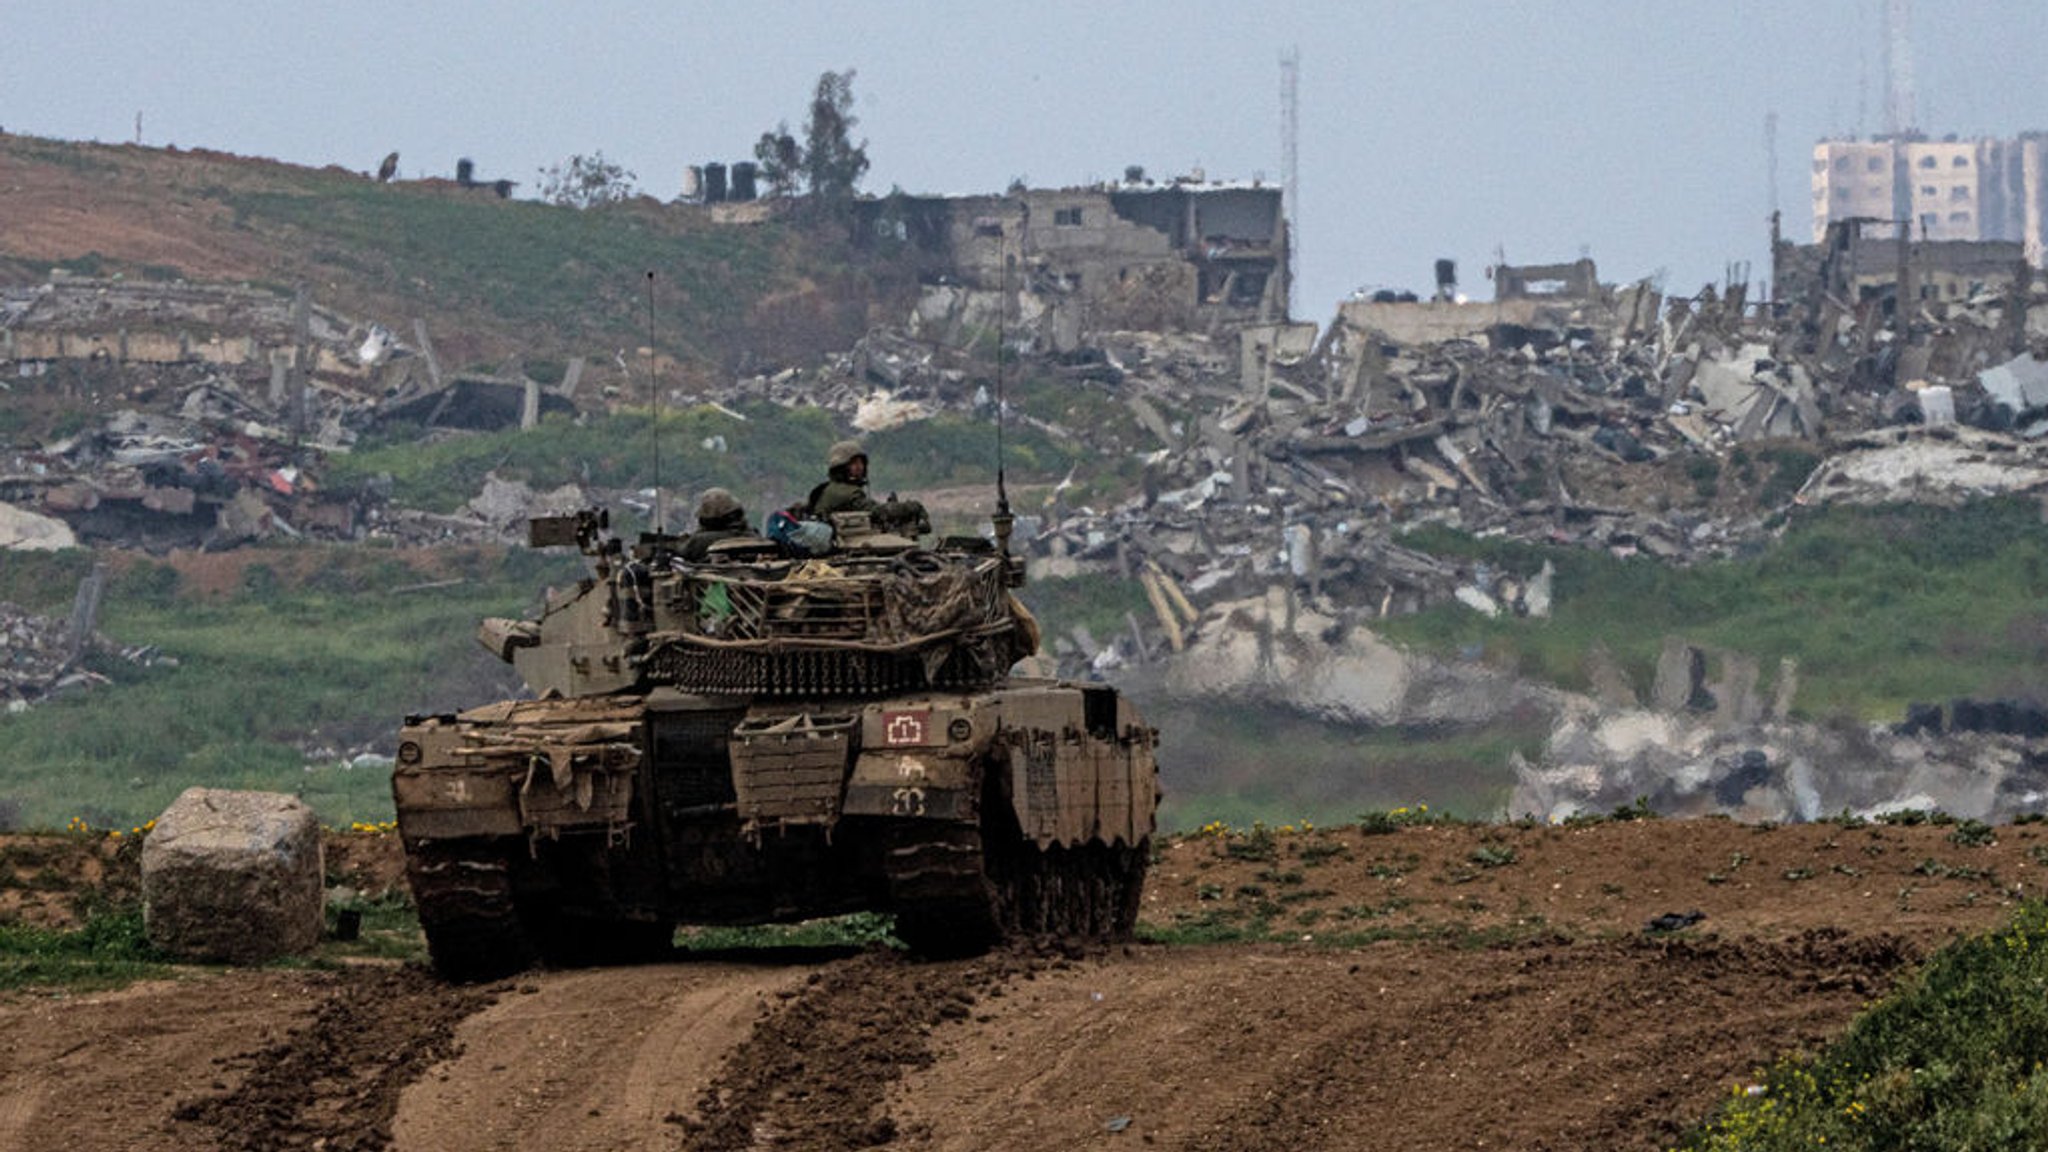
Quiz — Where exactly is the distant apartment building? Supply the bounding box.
[1812,134,2048,265]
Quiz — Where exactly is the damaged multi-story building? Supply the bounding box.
[1774,215,2028,307]
[854,174,1289,342]
[1811,133,2048,265]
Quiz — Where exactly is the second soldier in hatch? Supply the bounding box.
[681,486,755,561]
[807,440,930,535]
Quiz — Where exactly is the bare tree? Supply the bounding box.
[536,151,637,209]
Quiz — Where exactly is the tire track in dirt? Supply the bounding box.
[680,949,1047,1152]
[391,960,819,1152]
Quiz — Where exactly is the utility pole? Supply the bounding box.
[1765,110,1779,302]
[1280,46,1299,322]
[1883,0,1917,137]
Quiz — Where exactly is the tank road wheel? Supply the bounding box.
[406,839,538,984]
[886,824,1153,955]
[1106,839,1151,937]
[885,824,1003,958]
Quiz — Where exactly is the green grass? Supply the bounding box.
[1146,701,1543,834]
[1,134,940,373]
[1378,498,2048,721]
[329,403,1082,520]
[1680,901,2048,1150]
[0,545,581,831]
[3,488,2044,836]
[0,900,168,991]
[319,892,426,964]
[209,182,790,363]
[674,911,899,952]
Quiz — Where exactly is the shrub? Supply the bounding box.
[1681,902,2048,1150]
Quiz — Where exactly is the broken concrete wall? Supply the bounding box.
[0,500,75,550]
[1495,258,1600,301]
[1157,588,1555,727]
[1337,297,1553,346]
[859,180,1287,337]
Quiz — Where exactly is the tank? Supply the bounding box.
[392,507,1160,981]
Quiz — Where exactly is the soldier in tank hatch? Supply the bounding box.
[680,486,756,561]
[807,440,929,535]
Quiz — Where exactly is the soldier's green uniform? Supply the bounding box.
[809,440,876,518]
[807,440,929,535]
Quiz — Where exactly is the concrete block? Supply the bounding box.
[141,788,324,964]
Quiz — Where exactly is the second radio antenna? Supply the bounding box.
[644,269,662,534]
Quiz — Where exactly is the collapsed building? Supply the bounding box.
[992,252,2048,680]
[6,162,2048,816]
[1775,215,2029,310]
[856,173,1289,344]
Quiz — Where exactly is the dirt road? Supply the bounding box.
[0,818,2036,1151]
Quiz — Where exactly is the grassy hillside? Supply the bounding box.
[1683,899,2048,1149]
[0,547,578,831]
[0,134,908,372]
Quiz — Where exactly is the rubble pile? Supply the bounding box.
[0,601,97,710]
[1515,703,2048,826]
[1,276,623,552]
[999,274,2039,676]
[7,266,2048,690]
[685,274,2048,683]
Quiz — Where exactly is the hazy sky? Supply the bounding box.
[7,2,2048,321]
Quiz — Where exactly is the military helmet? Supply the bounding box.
[827,440,867,469]
[696,486,742,523]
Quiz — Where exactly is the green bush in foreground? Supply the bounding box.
[1681,900,2048,1150]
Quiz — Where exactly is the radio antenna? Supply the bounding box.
[992,215,1014,555]
[644,269,662,534]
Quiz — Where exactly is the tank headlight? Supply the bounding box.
[947,718,973,742]
[397,741,423,765]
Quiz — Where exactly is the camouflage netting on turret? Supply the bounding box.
[642,551,1033,696]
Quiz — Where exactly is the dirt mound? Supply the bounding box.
[0,834,138,929]
[884,932,1922,1152]
[1144,817,2038,949]
[0,818,2036,1151]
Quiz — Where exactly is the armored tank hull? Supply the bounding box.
[394,512,1158,981]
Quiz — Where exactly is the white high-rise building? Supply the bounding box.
[1812,134,2048,265]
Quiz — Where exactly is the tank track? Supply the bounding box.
[884,824,1150,956]
[406,839,538,983]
